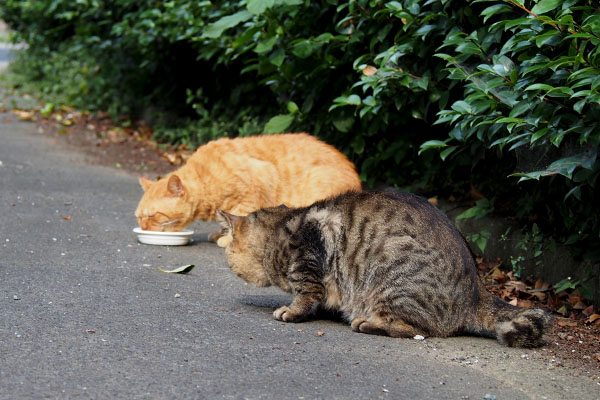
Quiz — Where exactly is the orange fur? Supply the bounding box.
[135,133,362,234]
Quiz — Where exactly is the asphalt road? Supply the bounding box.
[1,115,598,399]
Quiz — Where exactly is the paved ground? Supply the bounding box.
[1,115,599,399]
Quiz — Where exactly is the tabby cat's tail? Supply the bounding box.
[475,296,553,348]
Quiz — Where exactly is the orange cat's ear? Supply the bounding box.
[167,174,185,197]
[139,177,154,191]
[217,210,243,234]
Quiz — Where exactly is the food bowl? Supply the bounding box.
[133,227,194,246]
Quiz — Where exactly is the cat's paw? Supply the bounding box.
[207,231,221,243]
[273,306,304,322]
[351,318,387,336]
[216,235,232,247]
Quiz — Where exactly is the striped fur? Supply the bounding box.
[218,191,552,347]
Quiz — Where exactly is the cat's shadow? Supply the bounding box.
[237,294,345,323]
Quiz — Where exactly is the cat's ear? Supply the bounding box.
[217,210,243,234]
[139,177,154,192]
[166,174,186,197]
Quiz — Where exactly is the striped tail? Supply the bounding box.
[474,295,553,348]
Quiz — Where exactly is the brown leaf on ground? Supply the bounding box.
[586,314,600,324]
[162,152,182,165]
[12,110,35,121]
[534,278,550,291]
[582,305,594,317]
[573,301,588,310]
[491,267,507,282]
[516,299,535,308]
[530,291,547,302]
[557,318,578,327]
[317,331,325,337]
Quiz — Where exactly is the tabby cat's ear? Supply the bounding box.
[139,177,154,192]
[166,174,185,197]
[217,210,243,234]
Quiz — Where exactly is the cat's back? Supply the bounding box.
[331,191,464,248]
[193,134,361,207]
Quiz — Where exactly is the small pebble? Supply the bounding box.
[13,295,20,300]
[174,293,181,298]
[413,335,425,340]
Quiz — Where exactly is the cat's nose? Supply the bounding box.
[140,219,149,230]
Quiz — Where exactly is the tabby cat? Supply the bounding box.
[218,191,552,347]
[135,133,361,245]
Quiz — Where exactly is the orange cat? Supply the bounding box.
[135,133,362,245]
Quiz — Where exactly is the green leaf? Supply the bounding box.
[332,116,354,133]
[157,264,195,274]
[347,94,361,105]
[202,11,253,39]
[255,36,277,54]
[554,277,579,294]
[41,103,54,117]
[351,136,365,154]
[456,199,492,220]
[525,83,555,91]
[418,140,447,155]
[269,48,285,67]
[291,39,322,58]
[440,146,456,161]
[473,230,492,253]
[264,114,294,133]
[287,101,299,114]
[247,0,274,15]
[451,101,473,114]
[531,0,562,15]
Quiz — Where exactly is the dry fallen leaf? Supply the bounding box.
[162,152,181,165]
[362,65,378,76]
[517,299,535,308]
[586,314,600,324]
[573,301,588,310]
[12,110,34,121]
[531,291,547,302]
[582,305,594,317]
[62,216,71,220]
[317,331,325,337]
[157,264,195,274]
[557,318,578,327]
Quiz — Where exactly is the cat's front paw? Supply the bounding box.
[273,306,304,322]
[216,235,232,247]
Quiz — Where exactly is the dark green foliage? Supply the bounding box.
[0,0,598,258]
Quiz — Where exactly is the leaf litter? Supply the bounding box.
[476,257,600,371]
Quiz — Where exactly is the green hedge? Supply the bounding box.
[1,0,599,263]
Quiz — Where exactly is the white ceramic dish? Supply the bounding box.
[133,227,194,246]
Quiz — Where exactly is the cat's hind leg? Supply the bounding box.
[351,315,424,338]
